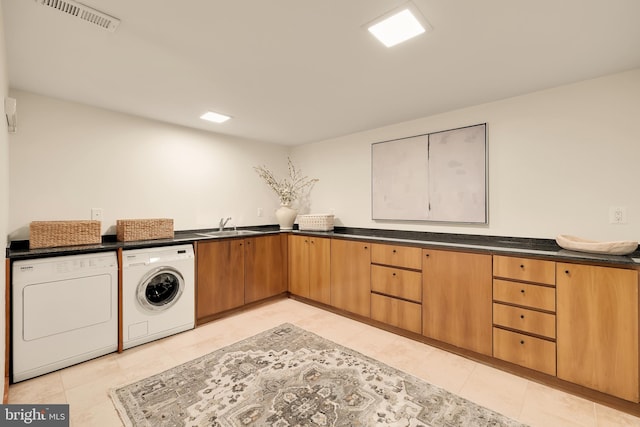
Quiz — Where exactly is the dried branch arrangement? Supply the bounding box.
[254,158,318,205]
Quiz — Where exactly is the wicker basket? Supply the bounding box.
[29,220,101,249]
[298,214,335,231]
[116,218,174,242]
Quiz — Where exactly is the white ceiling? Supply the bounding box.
[3,0,640,146]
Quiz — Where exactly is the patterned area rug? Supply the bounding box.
[110,324,527,426]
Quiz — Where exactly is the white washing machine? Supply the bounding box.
[12,251,118,382]
[122,244,195,349]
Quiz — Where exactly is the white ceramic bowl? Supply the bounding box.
[556,234,638,256]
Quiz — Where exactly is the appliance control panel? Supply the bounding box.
[14,252,117,279]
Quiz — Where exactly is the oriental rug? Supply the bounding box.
[110,323,527,426]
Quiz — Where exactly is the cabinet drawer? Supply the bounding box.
[371,244,422,270]
[371,293,422,334]
[493,303,556,339]
[371,265,421,302]
[493,256,556,285]
[493,279,556,311]
[493,328,556,376]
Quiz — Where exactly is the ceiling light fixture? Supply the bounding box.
[366,2,431,47]
[200,111,231,123]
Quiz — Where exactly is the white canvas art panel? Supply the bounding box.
[371,123,487,223]
[371,135,429,220]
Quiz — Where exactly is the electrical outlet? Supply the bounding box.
[257,208,263,217]
[91,208,103,221]
[609,206,627,224]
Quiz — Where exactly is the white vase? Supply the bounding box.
[275,203,298,230]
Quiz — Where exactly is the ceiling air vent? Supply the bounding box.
[35,0,121,32]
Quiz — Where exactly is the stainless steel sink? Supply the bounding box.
[195,230,260,238]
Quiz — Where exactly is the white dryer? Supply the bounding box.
[121,244,195,349]
[12,251,118,382]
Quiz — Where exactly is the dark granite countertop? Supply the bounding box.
[5,225,281,260]
[6,225,640,266]
[293,227,640,266]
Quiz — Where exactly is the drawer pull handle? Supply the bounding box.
[520,264,525,269]
[520,340,525,345]
[392,249,397,253]
[425,253,430,257]
[392,273,396,277]
[520,289,525,294]
[520,315,525,319]
[565,270,570,275]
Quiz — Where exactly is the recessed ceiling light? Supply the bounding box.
[367,3,431,47]
[200,111,231,123]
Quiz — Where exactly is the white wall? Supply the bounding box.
[0,2,10,401]
[10,71,640,243]
[8,90,290,239]
[291,69,640,242]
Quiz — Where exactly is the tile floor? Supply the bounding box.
[8,298,640,426]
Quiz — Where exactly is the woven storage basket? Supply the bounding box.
[116,218,174,242]
[29,220,101,249]
[298,214,335,231]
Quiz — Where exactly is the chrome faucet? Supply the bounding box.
[219,217,231,231]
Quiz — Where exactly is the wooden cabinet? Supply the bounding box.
[493,303,556,338]
[493,279,556,312]
[557,263,639,402]
[370,293,422,334]
[196,239,245,323]
[423,249,492,356]
[493,328,556,375]
[493,255,555,285]
[244,234,287,304]
[197,234,286,321]
[196,232,640,406]
[492,255,556,375]
[370,243,422,333]
[371,265,421,302]
[288,234,331,304]
[371,244,422,270]
[330,239,371,317]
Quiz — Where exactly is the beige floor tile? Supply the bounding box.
[9,390,67,405]
[65,374,121,412]
[294,311,369,345]
[520,381,598,427]
[157,325,208,349]
[407,345,478,394]
[70,399,123,427]
[7,299,639,427]
[114,352,183,386]
[59,353,121,390]
[371,333,435,372]
[595,403,640,426]
[337,322,402,358]
[115,340,171,371]
[8,371,65,404]
[458,363,529,420]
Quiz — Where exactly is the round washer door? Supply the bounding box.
[137,266,184,312]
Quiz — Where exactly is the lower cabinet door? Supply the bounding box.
[370,293,421,334]
[423,249,493,356]
[493,327,556,376]
[330,239,371,317]
[557,263,639,402]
